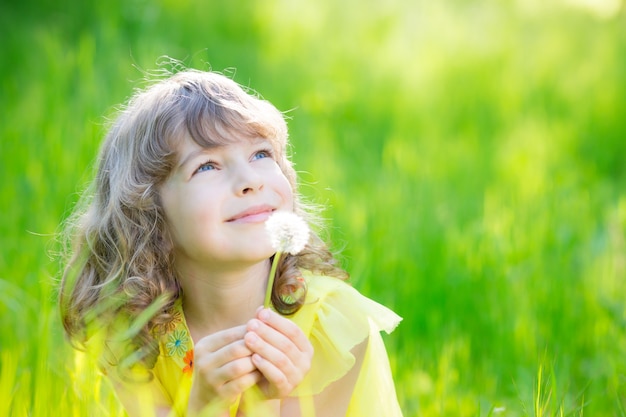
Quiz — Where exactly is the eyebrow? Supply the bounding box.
[177,148,215,171]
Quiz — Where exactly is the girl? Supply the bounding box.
[59,68,403,416]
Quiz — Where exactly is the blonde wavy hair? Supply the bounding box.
[59,69,347,371]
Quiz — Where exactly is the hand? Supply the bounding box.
[188,325,262,413]
[244,308,314,399]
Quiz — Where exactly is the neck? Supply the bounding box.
[177,260,270,341]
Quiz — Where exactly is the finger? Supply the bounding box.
[244,326,293,364]
[218,356,257,383]
[224,355,256,379]
[219,370,263,400]
[243,327,305,386]
[251,353,293,397]
[194,325,248,353]
[246,316,312,367]
[255,308,314,356]
[194,349,257,398]
[195,339,254,374]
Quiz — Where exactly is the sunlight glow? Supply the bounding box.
[564,0,622,18]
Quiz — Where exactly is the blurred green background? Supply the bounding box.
[1,0,625,415]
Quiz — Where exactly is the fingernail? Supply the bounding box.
[246,332,258,344]
[248,319,259,331]
[259,309,270,321]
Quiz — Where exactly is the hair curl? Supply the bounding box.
[59,69,347,373]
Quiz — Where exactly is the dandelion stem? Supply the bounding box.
[264,251,282,308]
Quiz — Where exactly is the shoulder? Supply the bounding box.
[288,271,402,397]
[149,300,195,412]
[153,300,194,376]
[292,271,402,336]
[94,302,192,413]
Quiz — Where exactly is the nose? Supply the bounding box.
[233,163,264,196]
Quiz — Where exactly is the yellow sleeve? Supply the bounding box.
[108,375,173,417]
[289,272,402,397]
[346,322,404,416]
[97,344,174,417]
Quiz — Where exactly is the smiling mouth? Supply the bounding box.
[227,205,275,223]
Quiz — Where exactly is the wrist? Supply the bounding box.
[187,390,239,417]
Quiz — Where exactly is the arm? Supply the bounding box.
[311,338,367,416]
[276,338,367,417]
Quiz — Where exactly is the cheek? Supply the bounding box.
[161,188,210,245]
[279,160,298,190]
[277,173,295,208]
[285,184,295,208]
[282,181,295,211]
[176,198,219,236]
[273,164,295,200]
[166,207,222,258]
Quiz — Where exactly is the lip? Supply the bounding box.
[226,204,275,223]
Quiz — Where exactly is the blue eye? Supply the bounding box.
[196,161,216,174]
[253,149,273,160]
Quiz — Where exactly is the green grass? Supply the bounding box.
[1,0,626,415]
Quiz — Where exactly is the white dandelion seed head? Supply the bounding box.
[265,211,310,255]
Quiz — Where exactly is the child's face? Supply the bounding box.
[159,133,294,271]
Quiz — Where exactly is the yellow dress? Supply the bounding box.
[105,272,403,416]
